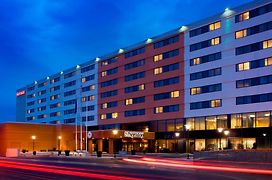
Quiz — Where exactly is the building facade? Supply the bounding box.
[17,0,272,153]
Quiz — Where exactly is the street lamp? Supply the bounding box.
[58,136,62,150]
[31,135,36,151]
[112,129,118,135]
[184,124,191,154]
[223,130,230,149]
[175,132,180,153]
[217,128,224,150]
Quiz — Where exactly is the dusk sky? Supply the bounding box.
[0,0,252,122]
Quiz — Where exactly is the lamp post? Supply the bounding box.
[217,128,224,150]
[112,130,118,154]
[175,132,180,153]
[224,130,230,149]
[184,124,191,154]
[31,135,36,151]
[58,136,62,150]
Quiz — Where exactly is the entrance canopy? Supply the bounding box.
[89,130,155,140]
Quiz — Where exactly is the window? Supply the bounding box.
[125,47,145,58]
[125,84,145,93]
[27,93,35,98]
[154,63,179,75]
[37,114,47,119]
[81,64,94,73]
[82,105,95,112]
[27,101,35,106]
[154,91,179,100]
[101,67,118,77]
[27,116,35,121]
[190,83,221,95]
[100,112,118,119]
[209,21,221,31]
[50,94,60,100]
[236,74,272,88]
[236,29,247,39]
[38,82,47,88]
[64,109,76,115]
[265,57,272,66]
[194,117,205,130]
[263,39,272,49]
[236,57,272,71]
[38,90,46,96]
[50,112,60,117]
[64,118,75,124]
[82,116,95,122]
[125,72,145,82]
[82,85,95,92]
[101,90,118,98]
[190,68,221,81]
[124,59,145,70]
[190,21,221,37]
[235,3,272,23]
[64,80,76,88]
[153,49,179,62]
[50,85,60,92]
[211,37,220,45]
[154,104,179,114]
[26,109,34,114]
[64,71,76,79]
[64,90,76,97]
[190,37,221,51]
[236,11,250,22]
[236,39,272,55]
[82,95,95,102]
[125,96,145,105]
[82,74,95,83]
[190,52,221,66]
[154,77,179,87]
[27,86,35,91]
[101,57,118,66]
[64,99,76,106]
[50,103,61,109]
[237,62,250,71]
[154,35,179,49]
[51,77,60,84]
[38,98,46,104]
[256,111,270,127]
[101,101,118,109]
[101,79,118,88]
[125,109,145,117]
[236,92,272,105]
[190,99,221,110]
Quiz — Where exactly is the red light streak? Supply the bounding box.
[123,158,272,175]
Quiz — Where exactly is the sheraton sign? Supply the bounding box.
[124,131,144,138]
[16,90,26,97]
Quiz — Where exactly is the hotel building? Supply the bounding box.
[16,0,272,153]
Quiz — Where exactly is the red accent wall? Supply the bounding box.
[98,33,184,125]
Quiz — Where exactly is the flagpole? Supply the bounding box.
[75,96,78,151]
[85,101,88,152]
[80,77,83,152]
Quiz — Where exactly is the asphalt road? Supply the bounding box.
[0,156,271,180]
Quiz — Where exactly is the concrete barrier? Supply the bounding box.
[6,148,19,157]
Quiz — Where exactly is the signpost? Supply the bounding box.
[124,131,144,138]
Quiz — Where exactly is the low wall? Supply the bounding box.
[194,149,272,162]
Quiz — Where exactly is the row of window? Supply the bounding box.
[81,64,95,73]
[125,47,145,58]
[124,59,145,70]
[154,91,179,100]
[82,74,95,83]
[82,116,95,122]
[101,101,118,109]
[190,21,221,37]
[190,99,221,110]
[154,76,179,88]
[190,68,221,81]
[236,56,272,71]
[101,67,118,77]
[125,96,145,105]
[153,49,179,62]
[101,57,118,66]
[154,63,179,75]
[81,85,95,92]
[236,92,272,105]
[154,35,179,49]
[101,79,118,88]
[64,80,76,88]
[236,74,272,88]
[82,105,95,112]
[235,3,272,23]
[235,20,272,39]
[190,37,220,52]
[191,83,222,95]
[125,71,145,82]
[190,52,221,66]
[236,39,272,55]
[125,109,145,117]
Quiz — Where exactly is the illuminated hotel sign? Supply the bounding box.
[16,90,26,97]
[124,131,144,138]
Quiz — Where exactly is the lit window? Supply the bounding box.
[101,71,107,77]
[57,103,61,107]
[193,58,200,65]
[102,61,108,66]
[125,99,133,105]
[154,67,163,75]
[89,95,95,100]
[237,62,250,71]
[139,84,145,90]
[191,87,201,95]
[265,57,272,66]
[102,103,107,109]
[81,77,86,83]
[240,11,249,21]
[155,107,163,114]
[263,39,272,49]
[101,114,106,120]
[91,85,95,90]
[154,54,163,62]
[211,99,221,107]
[211,37,220,45]
[38,99,42,104]
[112,112,118,118]
[171,91,179,98]
[82,97,87,102]
[235,29,247,39]
[209,21,221,31]
[43,114,47,118]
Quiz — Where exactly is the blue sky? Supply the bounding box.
[0,0,252,122]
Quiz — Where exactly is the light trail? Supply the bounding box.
[123,158,272,175]
[0,160,142,180]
